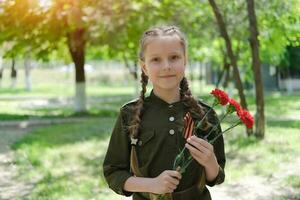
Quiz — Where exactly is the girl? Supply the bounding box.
[103,25,225,200]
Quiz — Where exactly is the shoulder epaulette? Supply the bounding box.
[121,98,140,109]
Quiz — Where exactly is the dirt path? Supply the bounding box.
[0,118,93,200]
[0,127,33,200]
[210,157,300,200]
[1,123,299,200]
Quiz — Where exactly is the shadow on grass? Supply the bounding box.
[0,88,26,94]
[228,135,260,149]
[24,170,96,199]
[10,119,113,199]
[0,109,119,121]
[0,94,134,121]
[0,113,30,121]
[224,135,262,164]
[267,119,300,129]
[11,118,114,150]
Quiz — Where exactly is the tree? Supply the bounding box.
[207,0,252,135]
[246,0,265,138]
[0,0,131,112]
[40,0,131,112]
[0,0,49,91]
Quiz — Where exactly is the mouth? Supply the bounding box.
[159,75,176,78]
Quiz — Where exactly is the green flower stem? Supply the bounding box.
[180,155,193,173]
[195,106,214,130]
[173,105,215,170]
[177,120,242,174]
[157,195,165,200]
[209,120,242,144]
[204,111,229,140]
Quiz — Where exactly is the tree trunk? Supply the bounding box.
[0,68,3,88]
[0,56,2,88]
[198,62,204,93]
[216,54,230,88]
[10,58,17,88]
[246,0,265,138]
[222,63,230,88]
[123,53,139,96]
[67,28,87,113]
[208,0,252,135]
[24,55,32,91]
[123,53,137,80]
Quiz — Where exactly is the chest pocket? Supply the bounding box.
[137,130,155,166]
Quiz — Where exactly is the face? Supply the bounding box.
[140,35,186,92]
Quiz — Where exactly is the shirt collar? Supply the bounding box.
[148,89,183,108]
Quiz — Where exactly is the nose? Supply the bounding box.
[162,59,171,71]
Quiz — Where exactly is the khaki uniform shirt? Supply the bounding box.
[103,90,226,200]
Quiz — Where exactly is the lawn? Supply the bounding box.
[11,118,121,200]
[1,69,300,199]
[6,92,300,200]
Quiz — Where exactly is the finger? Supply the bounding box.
[167,182,178,190]
[190,140,211,155]
[166,185,175,193]
[168,171,182,180]
[187,138,212,157]
[187,143,217,166]
[163,181,176,193]
[191,135,214,151]
[186,144,207,165]
[186,147,204,165]
[185,143,204,158]
[187,138,206,153]
[166,176,179,186]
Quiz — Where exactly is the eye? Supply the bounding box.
[151,57,160,62]
[171,55,180,60]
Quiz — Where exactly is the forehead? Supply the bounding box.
[144,35,184,56]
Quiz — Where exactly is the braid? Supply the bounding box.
[128,71,148,138]
[180,77,210,131]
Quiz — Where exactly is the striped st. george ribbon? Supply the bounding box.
[183,112,195,140]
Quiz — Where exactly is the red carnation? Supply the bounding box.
[211,89,229,106]
[238,109,254,129]
[229,98,242,113]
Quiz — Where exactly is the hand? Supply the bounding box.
[185,135,218,168]
[150,170,182,194]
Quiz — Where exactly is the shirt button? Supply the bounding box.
[169,104,173,108]
[138,140,143,146]
[169,116,175,122]
[169,129,175,135]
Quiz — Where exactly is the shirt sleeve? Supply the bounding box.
[102,108,133,196]
[205,109,226,187]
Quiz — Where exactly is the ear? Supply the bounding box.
[139,59,148,76]
[184,54,188,66]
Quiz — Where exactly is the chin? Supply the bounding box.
[157,84,180,91]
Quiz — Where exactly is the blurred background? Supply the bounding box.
[0,0,299,199]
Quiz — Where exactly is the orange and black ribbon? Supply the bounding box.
[183,112,194,140]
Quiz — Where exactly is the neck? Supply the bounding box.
[153,87,181,104]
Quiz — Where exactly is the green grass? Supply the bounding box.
[224,123,300,182]
[2,68,300,199]
[0,91,133,120]
[11,118,122,200]
[281,176,300,200]
[11,116,300,199]
[2,80,299,122]
[284,176,300,188]
[9,98,300,199]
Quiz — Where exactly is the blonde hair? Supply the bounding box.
[128,25,210,139]
[138,25,187,61]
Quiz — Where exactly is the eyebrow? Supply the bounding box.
[149,51,182,57]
